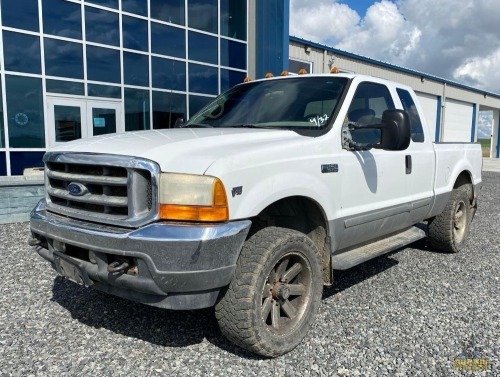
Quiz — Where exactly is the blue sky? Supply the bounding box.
[339,0,375,16]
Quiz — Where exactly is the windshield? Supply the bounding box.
[186,77,348,131]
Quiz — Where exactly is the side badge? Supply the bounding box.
[232,186,243,197]
[321,164,339,173]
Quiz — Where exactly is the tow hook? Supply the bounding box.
[107,259,130,274]
[28,237,42,247]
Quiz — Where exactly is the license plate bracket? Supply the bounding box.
[53,250,93,287]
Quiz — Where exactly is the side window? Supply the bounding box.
[347,82,395,144]
[396,88,424,142]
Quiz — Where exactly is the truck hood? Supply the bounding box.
[49,128,303,174]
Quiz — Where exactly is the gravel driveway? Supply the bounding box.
[1,172,498,377]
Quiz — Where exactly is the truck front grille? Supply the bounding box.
[44,153,159,228]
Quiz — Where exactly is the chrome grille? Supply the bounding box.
[44,153,159,228]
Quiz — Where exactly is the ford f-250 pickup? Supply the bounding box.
[29,73,482,357]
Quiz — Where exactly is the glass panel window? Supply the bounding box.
[289,59,312,74]
[220,0,246,40]
[188,32,217,65]
[152,57,185,91]
[0,79,4,148]
[44,38,83,79]
[189,95,212,118]
[6,76,45,148]
[124,52,149,87]
[10,152,45,176]
[86,0,118,9]
[397,88,425,142]
[151,22,185,58]
[1,0,39,32]
[54,105,82,142]
[3,32,41,74]
[153,91,186,129]
[125,88,150,131]
[43,0,82,39]
[220,69,245,92]
[189,63,217,95]
[87,45,121,83]
[188,0,217,33]
[122,15,148,52]
[150,0,184,26]
[85,6,119,46]
[0,153,6,176]
[220,39,246,70]
[122,0,147,16]
[46,80,85,95]
[92,108,116,136]
[88,84,121,98]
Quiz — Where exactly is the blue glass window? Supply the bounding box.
[10,152,45,176]
[0,153,6,176]
[1,0,39,32]
[188,0,217,34]
[122,0,147,16]
[188,32,217,65]
[124,52,149,87]
[220,39,246,70]
[43,0,81,39]
[0,79,4,148]
[220,69,245,92]
[6,76,45,148]
[150,0,184,25]
[189,95,212,118]
[189,63,217,95]
[46,80,84,95]
[88,84,121,98]
[122,15,148,52]
[125,88,150,131]
[44,38,83,79]
[3,32,41,74]
[220,0,246,41]
[151,22,185,58]
[85,6,119,46]
[153,91,186,129]
[86,0,118,9]
[152,57,185,91]
[87,46,121,83]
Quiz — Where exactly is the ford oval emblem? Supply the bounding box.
[67,182,88,196]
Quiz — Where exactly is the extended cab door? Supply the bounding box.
[336,81,432,250]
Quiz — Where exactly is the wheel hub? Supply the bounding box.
[272,282,290,301]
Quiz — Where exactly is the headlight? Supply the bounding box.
[158,173,228,222]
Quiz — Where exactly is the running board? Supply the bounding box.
[332,226,426,270]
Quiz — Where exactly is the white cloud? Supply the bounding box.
[478,111,493,138]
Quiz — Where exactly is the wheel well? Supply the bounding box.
[454,171,473,201]
[249,196,332,285]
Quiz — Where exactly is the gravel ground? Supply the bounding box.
[1,172,498,377]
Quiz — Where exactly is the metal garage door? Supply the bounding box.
[416,92,439,141]
[442,99,474,142]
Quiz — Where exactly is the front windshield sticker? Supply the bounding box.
[308,114,329,127]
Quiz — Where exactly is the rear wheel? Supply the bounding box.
[428,186,472,253]
[215,227,323,357]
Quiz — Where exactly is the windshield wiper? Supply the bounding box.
[182,123,214,128]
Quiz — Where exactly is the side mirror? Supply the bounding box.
[376,109,411,151]
[173,117,184,128]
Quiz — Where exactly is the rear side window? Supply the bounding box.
[397,88,424,142]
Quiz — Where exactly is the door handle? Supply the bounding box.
[405,155,412,174]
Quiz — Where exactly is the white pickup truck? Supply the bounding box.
[30,73,482,357]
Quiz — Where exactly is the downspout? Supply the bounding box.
[440,82,447,141]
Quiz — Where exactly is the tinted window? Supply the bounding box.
[152,57,185,91]
[1,0,39,32]
[189,63,218,95]
[151,22,185,58]
[3,32,41,74]
[150,0,184,25]
[87,46,121,83]
[188,32,217,64]
[220,0,246,40]
[0,153,6,176]
[125,88,150,131]
[289,59,312,74]
[43,0,81,39]
[189,95,212,118]
[6,76,45,148]
[86,0,118,9]
[46,80,84,95]
[92,108,116,136]
[123,52,149,87]
[44,38,83,79]
[153,91,186,129]
[122,15,148,52]
[88,84,121,98]
[0,80,4,148]
[188,0,217,33]
[10,152,45,176]
[122,0,147,16]
[397,88,425,142]
[85,6,119,46]
[220,69,245,92]
[220,39,246,69]
[54,105,82,142]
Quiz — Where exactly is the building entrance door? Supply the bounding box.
[47,98,122,147]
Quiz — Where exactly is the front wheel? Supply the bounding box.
[215,227,323,357]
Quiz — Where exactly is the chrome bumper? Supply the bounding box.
[30,200,251,310]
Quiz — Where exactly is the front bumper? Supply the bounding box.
[30,200,251,310]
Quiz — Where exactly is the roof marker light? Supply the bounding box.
[298,68,308,75]
[243,76,252,82]
[280,70,289,76]
[264,72,274,78]
[330,67,340,74]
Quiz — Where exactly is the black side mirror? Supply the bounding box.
[173,118,184,128]
[376,109,411,151]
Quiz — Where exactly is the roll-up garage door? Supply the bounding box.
[442,99,473,142]
[416,92,439,141]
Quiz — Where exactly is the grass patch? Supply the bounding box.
[479,138,491,157]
